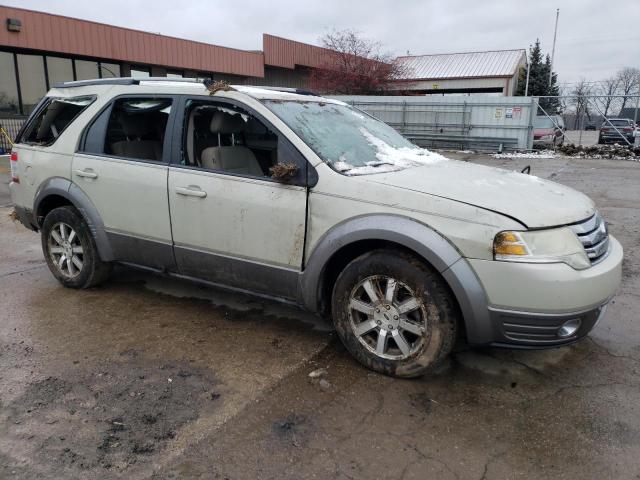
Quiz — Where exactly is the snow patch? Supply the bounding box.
[491,150,556,159]
[360,128,448,166]
[335,129,447,175]
[473,178,507,188]
[334,157,355,173]
[335,128,447,175]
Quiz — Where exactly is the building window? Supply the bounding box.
[166,71,183,79]
[99,62,121,78]
[16,54,47,115]
[0,52,19,114]
[131,66,150,78]
[46,56,74,86]
[75,60,100,81]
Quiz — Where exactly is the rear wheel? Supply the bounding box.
[41,206,111,288]
[331,249,458,378]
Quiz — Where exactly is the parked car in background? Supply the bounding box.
[599,118,635,144]
[585,122,597,131]
[533,115,564,148]
[9,78,622,378]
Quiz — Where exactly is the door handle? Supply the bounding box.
[74,169,98,179]
[175,186,207,198]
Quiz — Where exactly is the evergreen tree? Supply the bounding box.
[542,54,561,113]
[516,40,561,113]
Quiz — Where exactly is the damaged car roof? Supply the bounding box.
[50,77,342,103]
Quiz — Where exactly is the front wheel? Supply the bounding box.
[41,206,112,288]
[331,249,458,378]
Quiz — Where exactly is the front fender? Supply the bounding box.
[300,214,494,344]
[33,177,114,261]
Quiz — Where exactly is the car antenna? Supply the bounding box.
[521,165,531,175]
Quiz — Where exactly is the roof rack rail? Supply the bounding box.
[51,78,319,97]
[52,77,203,88]
[53,78,136,88]
[240,85,318,96]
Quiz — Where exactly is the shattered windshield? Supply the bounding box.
[262,100,446,175]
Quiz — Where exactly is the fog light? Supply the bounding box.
[558,318,581,338]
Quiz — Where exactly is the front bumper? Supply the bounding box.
[600,134,634,143]
[533,137,555,147]
[466,235,622,347]
[487,302,608,347]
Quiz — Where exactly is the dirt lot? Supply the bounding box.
[1,154,640,479]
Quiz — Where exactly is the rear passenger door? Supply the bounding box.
[167,98,310,300]
[73,96,177,270]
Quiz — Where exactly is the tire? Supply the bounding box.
[41,206,112,289]
[331,249,458,378]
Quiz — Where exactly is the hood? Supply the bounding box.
[364,160,595,228]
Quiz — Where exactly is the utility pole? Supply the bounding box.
[549,8,559,85]
[524,44,531,96]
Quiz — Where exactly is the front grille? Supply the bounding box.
[568,213,610,265]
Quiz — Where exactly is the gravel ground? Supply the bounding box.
[1,154,640,479]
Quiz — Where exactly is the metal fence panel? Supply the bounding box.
[331,95,536,151]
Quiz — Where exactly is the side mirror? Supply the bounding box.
[270,163,299,183]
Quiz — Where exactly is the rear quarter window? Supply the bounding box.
[19,96,95,146]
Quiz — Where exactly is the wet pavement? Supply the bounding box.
[1,155,640,479]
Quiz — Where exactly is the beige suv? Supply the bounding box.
[9,78,623,377]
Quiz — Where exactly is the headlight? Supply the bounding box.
[494,228,590,270]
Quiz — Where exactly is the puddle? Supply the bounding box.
[111,266,333,332]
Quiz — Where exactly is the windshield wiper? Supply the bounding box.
[366,161,395,167]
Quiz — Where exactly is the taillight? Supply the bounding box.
[623,127,633,132]
[10,151,19,183]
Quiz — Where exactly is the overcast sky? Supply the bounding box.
[7,0,640,86]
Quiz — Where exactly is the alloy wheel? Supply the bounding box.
[48,222,84,278]
[348,275,427,360]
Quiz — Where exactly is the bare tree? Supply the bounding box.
[571,78,592,129]
[596,76,620,117]
[309,29,404,94]
[616,67,640,110]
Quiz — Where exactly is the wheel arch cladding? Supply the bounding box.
[33,177,114,261]
[300,214,494,344]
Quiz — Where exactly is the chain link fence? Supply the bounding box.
[0,116,26,153]
[534,95,640,148]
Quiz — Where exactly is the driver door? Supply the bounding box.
[167,98,310,300]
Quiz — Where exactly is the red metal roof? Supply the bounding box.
[0,6,264,77]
